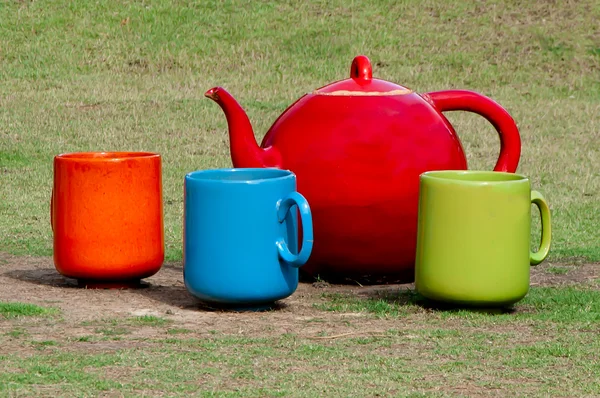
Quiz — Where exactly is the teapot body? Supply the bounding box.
[259,92,468,279]
[206,55,521,282]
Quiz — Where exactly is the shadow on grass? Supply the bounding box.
[299,268,415,286]
[2,264,289,313]
[134,280,290,314]
[321,287,518,316]
[134,264,290,313]
[3,267,80,289]
[191,300,289,313]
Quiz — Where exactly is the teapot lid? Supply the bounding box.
[313,55,412,96]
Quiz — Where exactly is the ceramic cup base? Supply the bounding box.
[76,279,150,290]
[418,295,520,312]
[196,300,282,313]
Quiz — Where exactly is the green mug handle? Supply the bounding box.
[530,190,552,265]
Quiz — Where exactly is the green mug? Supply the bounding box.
[414,170,552,307]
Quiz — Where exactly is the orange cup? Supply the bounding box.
[51,152,164,288]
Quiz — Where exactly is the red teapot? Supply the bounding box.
[205,55,521,281]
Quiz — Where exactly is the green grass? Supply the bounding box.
[317,286,600,325]
[0,0,599,261]
[130,315,171,326]
[31,340,59,350]
[4,327,29,339]
[1,286,600,396]
[80,315,171,336]
[94,326,131,337]
[166,327,193,335]
[547,266,571,275]
[0,301,59,319]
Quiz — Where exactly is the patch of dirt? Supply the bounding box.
[530,260,599,286]
[0,253,599,346]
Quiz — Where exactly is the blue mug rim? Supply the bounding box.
[185,167,296,184]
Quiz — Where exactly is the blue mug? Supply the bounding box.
[183,168,313,307]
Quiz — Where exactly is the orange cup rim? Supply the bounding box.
[54,151,160,162]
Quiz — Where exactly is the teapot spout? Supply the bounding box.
[204,87,281,168]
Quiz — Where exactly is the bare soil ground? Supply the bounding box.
[1,252,598,343]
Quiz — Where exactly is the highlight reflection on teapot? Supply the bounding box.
[205,54,521,281]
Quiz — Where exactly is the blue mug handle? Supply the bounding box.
[275,192,313,267]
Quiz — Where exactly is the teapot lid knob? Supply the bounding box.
[350,55,372,82]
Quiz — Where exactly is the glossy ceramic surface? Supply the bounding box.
[51,152,164,288]
[415,171,552,307]
[183,168,313,307]
[205,54,522,280]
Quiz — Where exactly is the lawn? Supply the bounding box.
[1,0,598,261]
[1,0,599,396]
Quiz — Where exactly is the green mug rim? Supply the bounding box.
[420,170,529,185]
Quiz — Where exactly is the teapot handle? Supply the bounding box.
[424,90,521,172]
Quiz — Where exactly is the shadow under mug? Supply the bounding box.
[183,168,313,308]
[51,152,164,288]
[415,170,552,307]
